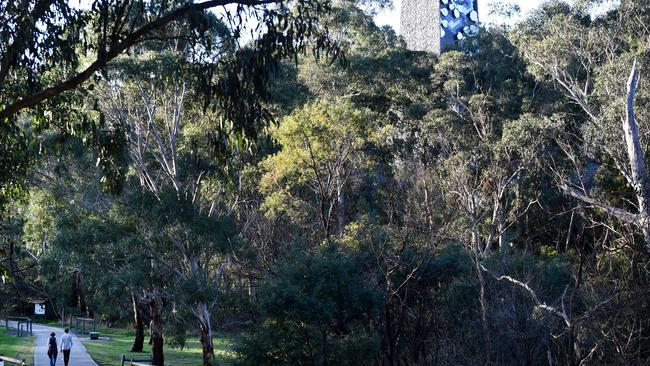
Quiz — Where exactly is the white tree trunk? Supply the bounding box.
[497,200,506,250]
[197,302,215,366]
[623,61,650,251]
[559,62,650,253]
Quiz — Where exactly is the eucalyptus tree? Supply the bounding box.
[10,136,158,348]
[0,198,53,315]
[284,3,448,241]
[428,29,554,252]
[259,100,377,241]
[96,44,251,364]
[0,0,341,209]
[2,0,342,362]
[1,1,347,364]
[513,0,650,252]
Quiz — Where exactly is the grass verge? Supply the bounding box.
[83,328,235,366]
[0,328,34,365]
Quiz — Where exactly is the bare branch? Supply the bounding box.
[480,263,572,327]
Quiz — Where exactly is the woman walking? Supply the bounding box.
[47,332,58,366]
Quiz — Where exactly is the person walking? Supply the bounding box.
[47,332,58,366]
[60,328,73,366]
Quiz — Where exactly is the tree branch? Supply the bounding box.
[559,183,649,227]
[480,263,571,327]
[0,0,277,120]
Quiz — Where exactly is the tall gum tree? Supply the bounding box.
[98,50,242,365]
[513,0,650,253]
[0,0,341,209]
[259,100,377,241]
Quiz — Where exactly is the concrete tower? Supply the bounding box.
[401,0,479,54]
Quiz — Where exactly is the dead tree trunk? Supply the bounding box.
[560,61,650,253]
[623,61,650,251]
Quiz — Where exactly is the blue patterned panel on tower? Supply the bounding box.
[439,0,479,51]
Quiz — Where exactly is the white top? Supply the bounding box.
[60,333,73,350]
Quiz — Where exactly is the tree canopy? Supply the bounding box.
[4,1,650,366]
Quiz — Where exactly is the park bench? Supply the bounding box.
[4,317,32,336]
[120,355,153,366]
[0,355,26,365]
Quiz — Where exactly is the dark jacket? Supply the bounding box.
[47,336,58,357]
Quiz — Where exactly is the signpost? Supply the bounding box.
[34,304,45,316]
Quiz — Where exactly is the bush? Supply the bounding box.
[236,243,381,365]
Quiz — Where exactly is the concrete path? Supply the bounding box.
[6,321,98,366]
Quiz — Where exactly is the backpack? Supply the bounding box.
[47,336,57,357]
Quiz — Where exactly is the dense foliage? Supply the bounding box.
[3,0,650,365]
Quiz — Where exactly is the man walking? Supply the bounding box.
[60,328,73,366]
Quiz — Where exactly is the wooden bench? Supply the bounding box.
[120,355,153,366]
[0,355,26,365]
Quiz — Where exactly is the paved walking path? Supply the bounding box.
[6,321,98,366]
